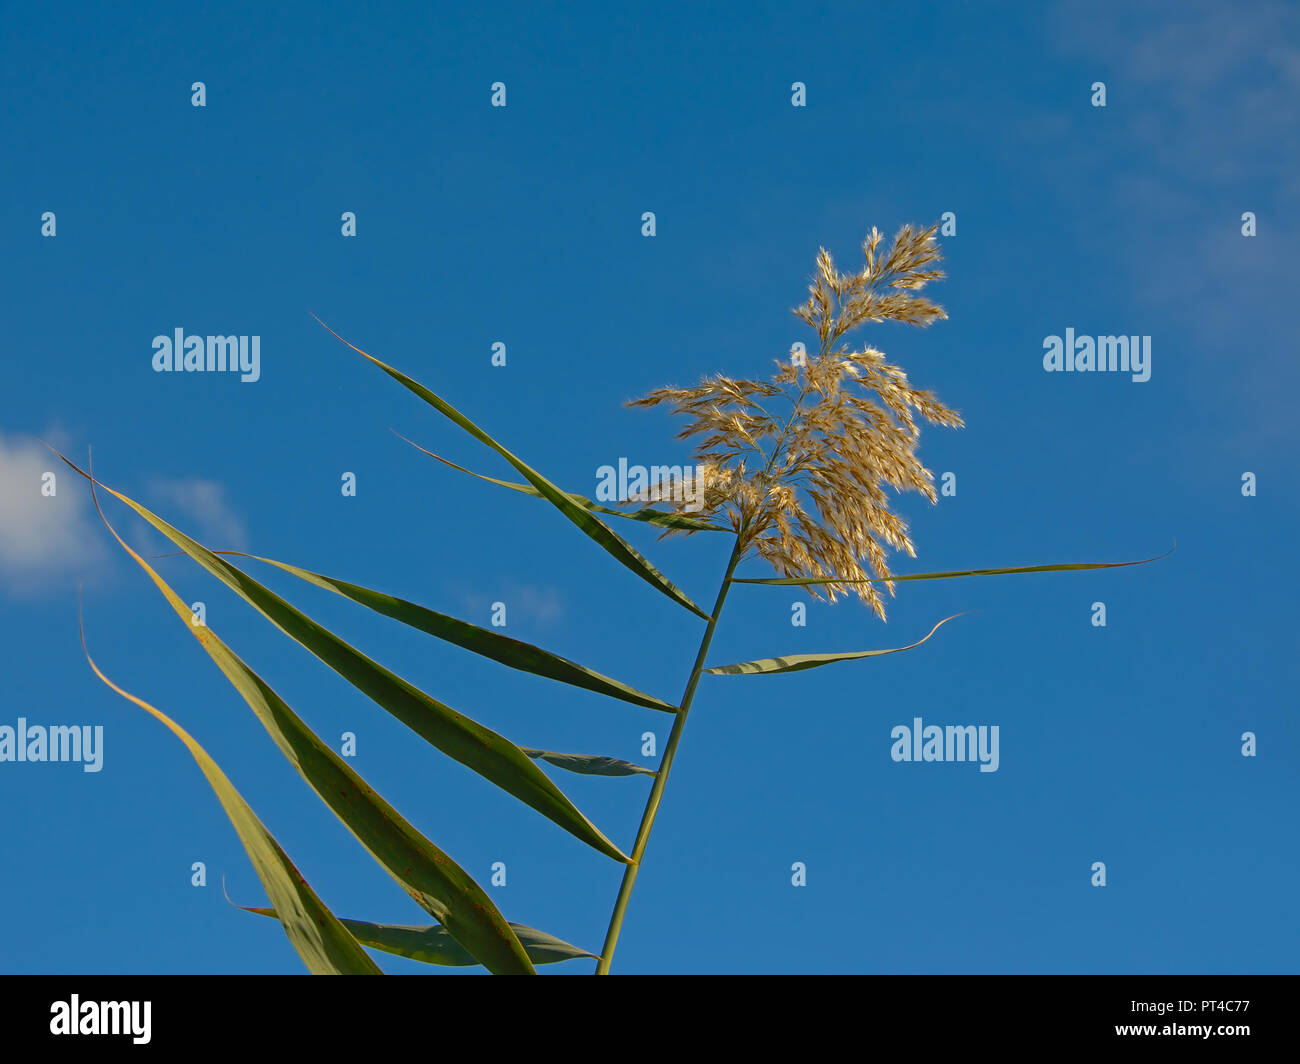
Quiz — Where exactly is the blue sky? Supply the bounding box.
[1,0,1296,974]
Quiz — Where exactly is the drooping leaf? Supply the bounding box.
[314,317,710,619]
[213,550,676,713]
[704,614,964,675]
[83,487,535,973]
[79,620,382,976]
[242,907,596,966]
[54,452,629,866]
[396,434,726,533]
[521,747,656,778]
[730,546,1174,586]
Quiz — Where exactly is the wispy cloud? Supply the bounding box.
[0,431,107,595]
[1048,0,1300,450]
[147,476,248,549]
[451,582,565,629]
[1051,1,1300,188]
[0,429,250,598]
[507,584,565,626]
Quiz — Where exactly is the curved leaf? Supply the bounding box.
[521,747,656,778]
[83,489,535,973]
[397,434,726,533]
[704,614,965,675]
[314,317,709,619]
[78,622,382,976]
[243,907,596,967]
[731,546,1174,586]
[214,550,676,713]
[54,452,629,866]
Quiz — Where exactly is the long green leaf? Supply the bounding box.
[521,747,656,778]
[704,614,964,675]
[243,907,596,966]
[314,317,710,619]
[397,433,727,533]
[55,452,629,866]
[213,550,676,713]
[79,622,382,975]
[731,546,1174,586]
[84,488,535,973]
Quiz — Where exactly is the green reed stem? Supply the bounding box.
[595,533,747,974]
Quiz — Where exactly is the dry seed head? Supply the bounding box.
[628,222,963,619]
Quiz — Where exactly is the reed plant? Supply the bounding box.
[61,222,1161,973]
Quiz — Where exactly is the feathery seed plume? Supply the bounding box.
[627,222,963,619]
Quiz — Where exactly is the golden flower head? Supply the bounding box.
[628,222,963,620]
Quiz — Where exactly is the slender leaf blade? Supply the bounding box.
[85,492,535,973]
[54,452,630,865]
[243,907,596,966]
[79,626,382,975]
[314,318,710,619]
[521,747,656,777]
[216,550,676,713]
[397,434,726,533]
[731,547,1174,586]
[705,614,964,675]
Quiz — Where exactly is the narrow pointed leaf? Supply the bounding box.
[213,550,676,713]
[243,907,596,967]
[55,452,629,865]
[705,614,964,675]
[314,318,709,619]
[521,747,656,777]
[731,546,1174,586]
[397,434,726,533]
[79,627,382,975]
[84,491,534,973]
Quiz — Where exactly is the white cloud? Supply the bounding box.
[0,433,250,597]
[0,431,107,595]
